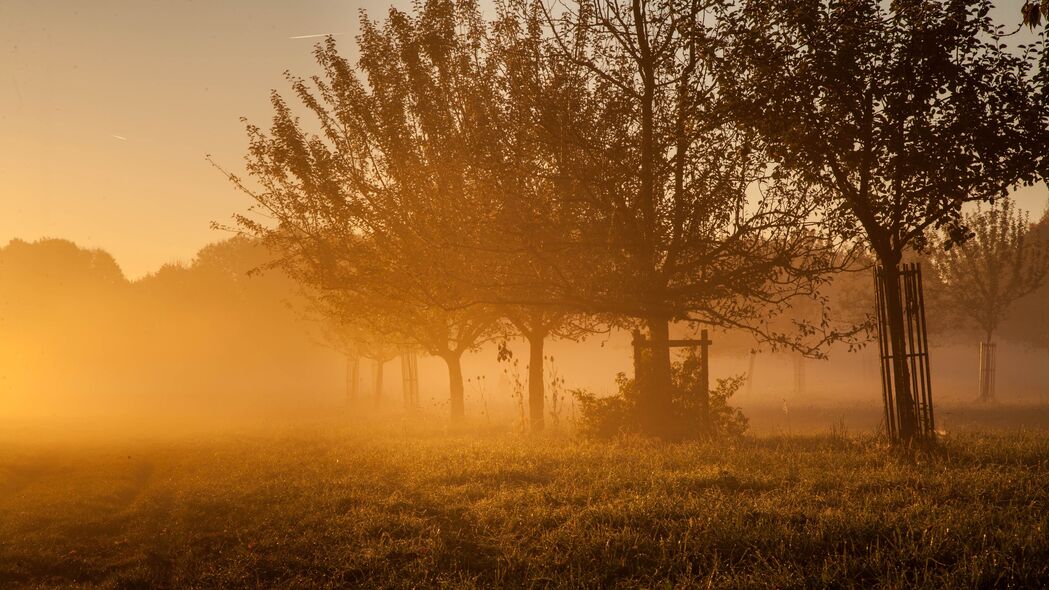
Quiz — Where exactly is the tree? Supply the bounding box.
[724,0,1049,440]
[317,315,401,407]
[478,2,606,432]
[1001,208,1049,403]
[520,0,853,436]
[220,0,504,422]
[930,199,1049,400]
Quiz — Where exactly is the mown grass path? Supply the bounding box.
[2,426,1048,588]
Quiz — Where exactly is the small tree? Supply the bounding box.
[930,199,1049,401]
[472,2,608,433]
[724,0,1049,440]
[1002,207,1049,384]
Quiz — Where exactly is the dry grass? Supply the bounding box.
[2,420,1048,588]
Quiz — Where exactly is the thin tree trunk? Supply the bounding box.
[527,331,546,432]
[881,263,919,442]
[978,342,989,402]
[445,352,465,421]
[402,353,411,410]
[346,355,359,406]
[645,317,675,437]
[746,350,756,397]
[374,359,384,407]
[979,328,996,402]
[401,351,418,410]
[793,353,805,396]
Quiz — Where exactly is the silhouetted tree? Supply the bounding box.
[318,315,400,407]
[930,199,1049,401]
[724,0,1049,440]
[479,2,606,431]
[526,0,854,437]
[222,0,504,421]
[1002,205,1049,361]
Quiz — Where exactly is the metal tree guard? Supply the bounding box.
[874,263,936,441]
[978,342,997,401]
[401,349,419,409]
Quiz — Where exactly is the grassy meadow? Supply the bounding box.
[2,416,1049,589]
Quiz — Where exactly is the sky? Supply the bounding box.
[0,0,401,279]
[1,1,1047,279]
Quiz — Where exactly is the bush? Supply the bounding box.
[572,351,748,440]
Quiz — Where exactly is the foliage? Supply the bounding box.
[723,0,1049,440]
[0,237,331,417]
[573,353,748,440]
[1001,207,1049,354]
[495,0,861,437]
[221,0,507,419]
[724,0,1049,259]
[929,198,1049,342]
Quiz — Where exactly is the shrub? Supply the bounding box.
[572,351,748,440]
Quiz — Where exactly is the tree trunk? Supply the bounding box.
[445,352,465,421]
[402,352,410,410]
[346,355,359,406]
[401,351,418,410]
[979,328,996,402]
[644,317,675,437]
[374,359,384,407]
[527,331,546,432]
[793,352,805,396]
[881,263,919,442]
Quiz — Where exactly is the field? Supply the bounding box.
[2,416,1049,589]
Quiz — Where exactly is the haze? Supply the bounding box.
[2,1,1049,586]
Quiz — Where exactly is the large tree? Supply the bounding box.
[517,0,853,436]
[724,0,1049,440]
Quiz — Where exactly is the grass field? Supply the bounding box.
[2,418,1049,589]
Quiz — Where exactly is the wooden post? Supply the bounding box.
[634,330,714,435]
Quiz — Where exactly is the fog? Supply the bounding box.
[2,236,1046,442]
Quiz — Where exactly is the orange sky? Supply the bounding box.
[0,0,402,279]
[1,1,1046,279]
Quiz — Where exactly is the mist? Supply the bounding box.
[3,234,1047,442]
[4,0,1049,586]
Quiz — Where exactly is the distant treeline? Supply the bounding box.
[1,224,1046,421]
[0,236,340,420]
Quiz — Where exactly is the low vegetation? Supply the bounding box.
[573,352,749,440]
[2,423,1048,588]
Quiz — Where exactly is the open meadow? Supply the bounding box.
[3,414,1049,589]
[4,0,1049,587]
